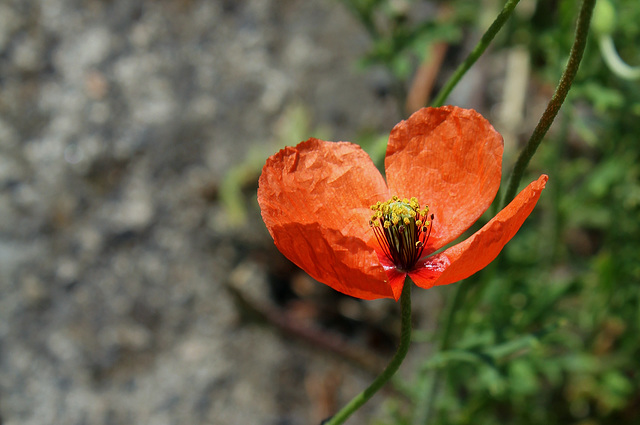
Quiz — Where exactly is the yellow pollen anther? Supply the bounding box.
[368,196,434,271]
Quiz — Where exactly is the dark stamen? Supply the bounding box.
[369,198,434,271]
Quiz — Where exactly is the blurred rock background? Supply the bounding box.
[0,1,409,424]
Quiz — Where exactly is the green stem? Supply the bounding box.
[323,279,413,425]
[430,0,521,107]
[502,0,596,207]
[598,34,640,80]
[413,283,470,425]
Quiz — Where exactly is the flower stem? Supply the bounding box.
[430,0,521,107]
[502,0,596,207]
[598,34,640,80]
[323,279,413,425]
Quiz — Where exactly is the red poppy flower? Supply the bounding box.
[258,106,548,301]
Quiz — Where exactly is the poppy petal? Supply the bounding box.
[258,138,394,300]
[377,254,408,301]
[416,174,548,289]
[385,106,503,251]
[408,253,451,289]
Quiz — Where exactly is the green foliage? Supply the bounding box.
[336,0,640,424]
[226,0,639,421]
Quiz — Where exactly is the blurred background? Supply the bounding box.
[0,0,638,424]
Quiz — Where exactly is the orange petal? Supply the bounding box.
[258,138,395,300]
[377,254,408,301]
[415,175,548,289]
[385,106,503,251]
[408,253,450,289]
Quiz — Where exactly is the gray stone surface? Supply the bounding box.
[0,0,410,424]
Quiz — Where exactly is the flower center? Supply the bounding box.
[369,196,434,271]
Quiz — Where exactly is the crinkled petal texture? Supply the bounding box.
[385,106,504,251]
[258,138,396,300]
[259,108,547,302]
[410,175,548,289]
